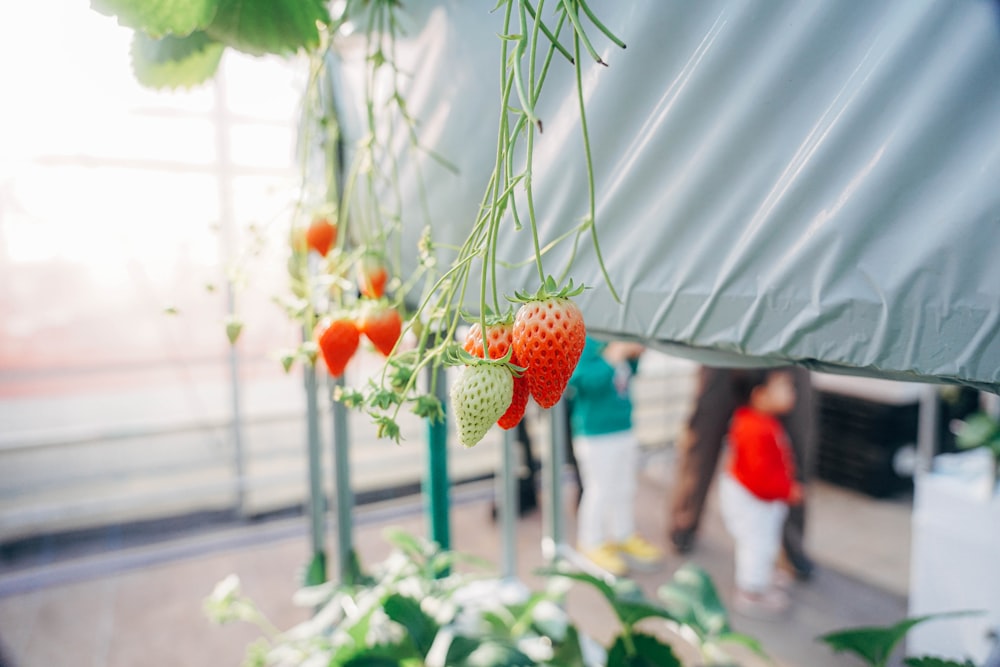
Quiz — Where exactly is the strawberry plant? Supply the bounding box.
[94,0,629,449]
[205,530,747,667]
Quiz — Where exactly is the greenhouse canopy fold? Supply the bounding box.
[330,0,1000,393]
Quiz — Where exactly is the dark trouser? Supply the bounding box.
[668,366,816,561]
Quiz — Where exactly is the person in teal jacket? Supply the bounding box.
[568,336,663,576]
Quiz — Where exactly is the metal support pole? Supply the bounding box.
[424,362,451,550]
[916,385,940,476]
[212,72,246,517]
[304,360,327,585]
[542,399,569,562]
[226,311,246,516]
[498,427,518,579]
[330,374,354,583]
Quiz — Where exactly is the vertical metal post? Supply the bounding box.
[425,362,451,549]
[304,359,327,584]
[916,385,940,476]
[330,374,354,582]
[498,427,518,579]
[542,399,568,562]
[212,71,246,517]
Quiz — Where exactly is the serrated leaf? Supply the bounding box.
[205,0,330,57]
[606,633,681,667]
[131,30,225,89]
[91,0,218,38]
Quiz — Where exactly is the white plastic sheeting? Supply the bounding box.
[330,0,1000,392]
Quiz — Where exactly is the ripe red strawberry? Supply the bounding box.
[511,281,586,409]
[450,363,514,448]
[464,321,528,429]
[497,375,529,430]
[359,305,402,357]
[306,216,337,257]
[358,255,388,299]
[315,317,359,377]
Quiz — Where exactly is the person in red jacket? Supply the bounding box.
[719,368,803,618]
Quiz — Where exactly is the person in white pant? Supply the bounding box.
[718,368,803,618]
[568,337,664,576]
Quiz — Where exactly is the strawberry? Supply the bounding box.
[450,363,514,448]
[359,305,402,357]
[497,375,530,430]
[464,321,528,429]
[315,317,359,377]
[306,216,337,257]
[511,279,587,409]
[358,255,388,299]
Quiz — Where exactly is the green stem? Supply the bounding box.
[572,30,620,302]
[577,0,626,49]
[522,0,575,64]
[560,0,605,66]
[513,2,541,130]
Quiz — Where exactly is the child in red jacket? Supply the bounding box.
[719,368,802,618]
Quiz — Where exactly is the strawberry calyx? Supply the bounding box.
[460,305,515,327]
[507,275,586,303]
[443,344,525,377]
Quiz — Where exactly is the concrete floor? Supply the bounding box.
[0,453,913,667]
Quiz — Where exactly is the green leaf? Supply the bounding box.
[445,635,481,664]
[712,632,770,662]
[131,30,225,89]
[657,563,731,639]
[224,315,244,345]
[382,528,439,567]
[605,633,682,667]
[549,624,587,667]
[205,0,330,57]
[955,413,1000,450]
[818,613,981,667]
[904,657,977,667]
[539,566,678,629]
[91,0,218,38]
[412,395,446,423]
[383,594,439,658]
[302,551,326,586]
[455,639,534,667]
[342,644,411,667]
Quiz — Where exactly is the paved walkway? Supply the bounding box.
[0,452,912,667]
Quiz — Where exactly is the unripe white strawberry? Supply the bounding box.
[450,364,514,448]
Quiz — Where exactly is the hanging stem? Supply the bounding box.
[570,29,620,302]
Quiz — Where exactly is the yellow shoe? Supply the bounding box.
[583,543,628,576]
[617,534,664,571]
